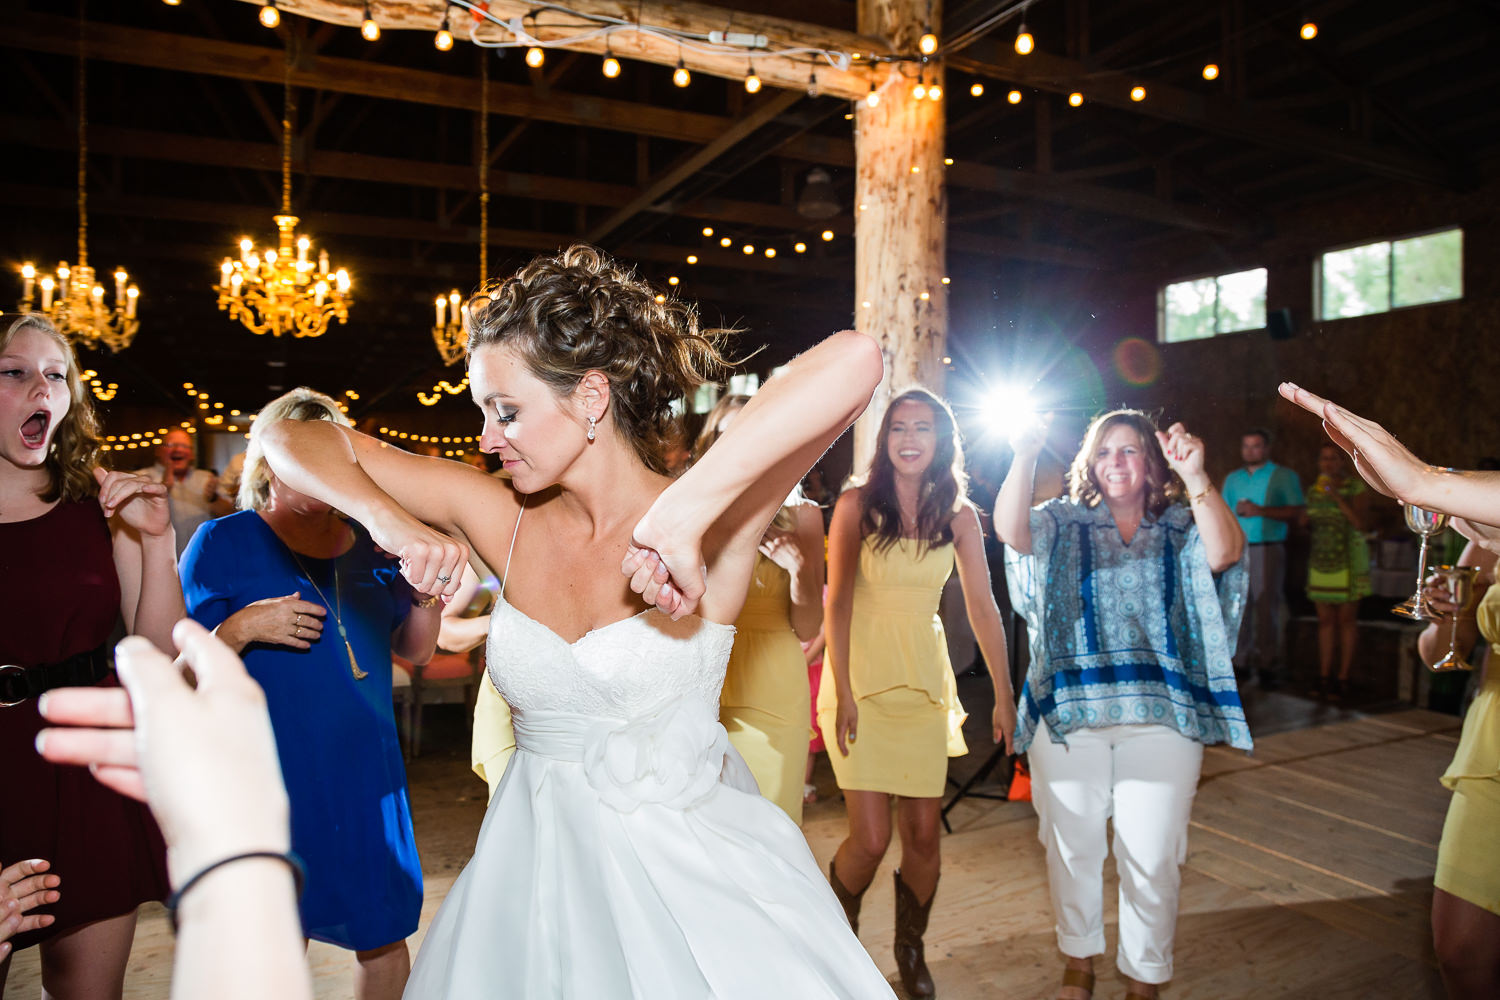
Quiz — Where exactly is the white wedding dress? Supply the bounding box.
[403,595,897,999]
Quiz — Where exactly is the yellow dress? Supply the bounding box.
[1435,581,1500,913]
[721,553,812,823]
[816,538,968,798]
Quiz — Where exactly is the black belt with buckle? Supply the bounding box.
[0,644,112,707]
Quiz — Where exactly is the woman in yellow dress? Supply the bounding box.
[818,387,1016,998]
[696,394,824,822]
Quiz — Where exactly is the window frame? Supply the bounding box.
[1313,225,1464,322]
[1156,265,1269,344]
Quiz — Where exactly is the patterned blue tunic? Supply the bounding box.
[1005,498,1252,753]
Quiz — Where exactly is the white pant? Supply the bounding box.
[1028,721,1204,984]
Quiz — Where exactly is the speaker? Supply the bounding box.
[1267,307,1296,340]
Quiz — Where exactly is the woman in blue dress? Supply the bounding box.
[996,409,1248,1000]
[178,388,441,1000]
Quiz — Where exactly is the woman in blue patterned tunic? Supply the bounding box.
[995,409,1248,1000]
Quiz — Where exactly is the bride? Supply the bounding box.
[260,245,894,998]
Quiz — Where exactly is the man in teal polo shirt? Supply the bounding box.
[1221,428,1304,689]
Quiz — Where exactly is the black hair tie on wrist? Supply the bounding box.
[166,850,305,933]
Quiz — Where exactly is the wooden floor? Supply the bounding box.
[6,707,1456,999]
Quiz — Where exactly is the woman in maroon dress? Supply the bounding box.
[0,314,181,996]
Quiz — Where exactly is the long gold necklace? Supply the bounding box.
[288,549,368,681]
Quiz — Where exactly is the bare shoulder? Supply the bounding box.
[950,502,984,540]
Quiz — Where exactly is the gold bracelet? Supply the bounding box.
[413,593,441,609]
[1187,485,1214,503]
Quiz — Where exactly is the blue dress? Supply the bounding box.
[1005,498,1253,754]
[180,510,422,951]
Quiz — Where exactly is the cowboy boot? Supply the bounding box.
[829,859,868,934]
[893,870,936,997]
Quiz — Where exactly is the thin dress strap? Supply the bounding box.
[500,497,525,599]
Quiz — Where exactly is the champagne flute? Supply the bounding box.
[1392,503,1450,620]
[1431,565,1479,672]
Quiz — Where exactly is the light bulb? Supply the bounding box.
[435,27,453,50]
[686,255,698,264]
[913,82,927,100]
[927,83,942,101]
[673,63,691,88]
[745,70,761,94]
[603,54,621,78]
[764,248,776,258]
[1015,26,1034,55]
[794,242,807,253]
[1301,21,1317,40]
[259,2,280,29]
[1068,92,1083,107]
[1202,63,1220,80]
[719,237,731,247]
[821,229,834,241]
[525,47,545,68]
[1007,89,1022,104]
[970,82,984,97]
[668,276,679,285]
[866,82,880,107]
[361,4,379,41]
[742,244,754,255]
[919,31,938,56]
[1130,85,1146,102]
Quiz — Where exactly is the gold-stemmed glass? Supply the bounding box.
[1392,504,1450,621]
[1431,565,1480,672]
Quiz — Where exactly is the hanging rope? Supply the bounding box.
[479,52,489,288]
[281,46,295,215]
[75,0,88,268]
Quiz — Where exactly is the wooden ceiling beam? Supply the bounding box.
[947,36,1463,188]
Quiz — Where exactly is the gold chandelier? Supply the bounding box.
[216,45,351,338]
[18,19,139,353]
[433,55,489,366]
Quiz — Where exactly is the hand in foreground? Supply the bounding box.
[94,467,171,537]
[1155,422,1207,482]
[992,700,1017,755]
[1278,383,1423,500]
[623,509,707,620]
[219,593,327,652]
[0,859,60,959]
[37,620,291,885]
[367,509,469,600]
[833,697,858,757]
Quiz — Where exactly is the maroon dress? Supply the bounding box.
[0,499,169,951]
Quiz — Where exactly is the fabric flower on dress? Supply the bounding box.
[582,701,729,812]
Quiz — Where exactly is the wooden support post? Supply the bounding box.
[852,0,946,469]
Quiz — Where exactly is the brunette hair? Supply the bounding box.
[239,387,351,511]
[3,314,100,502]
[465,245,732,475]
[1067,408,1181,519]
[858,387,966,554]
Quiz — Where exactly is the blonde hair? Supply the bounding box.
[239,388,351,511]
[1067,408,1180,518]
[2,314,100,502]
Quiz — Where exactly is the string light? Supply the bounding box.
[764,248,776,258]
[525,46,545,68]
[162,0,181,6]
[376,426,479,449]
[821,230,834,241]
[1015,22,1034,55]
[970,82,984,97]
[1202,63,1220,80]
[360,2,379,41]
[1130,85,1146,102]
[866,80,880,107]
[434,9,454,51]
[744,63,761,93]
[100,426,176,453]
[668,276,679,285]
[1068,92,1084,107]
[719,236,732,247]
[1007,89,1023,104]
[673,59,691,88]
[259,1,280,29]
[913,80,927,100]
[602,50,621,78]
[702,226,714,237]
[794,242,807,253]
[686,254,698,264]
[1300,21,1318,40]
[741,244,755,255]
[919,30,938,56]
[417,374,470,406]
[927,82,942,101]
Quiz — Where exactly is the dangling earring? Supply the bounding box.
[586,416,597,442]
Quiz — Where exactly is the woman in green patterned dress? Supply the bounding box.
[1303,443,1372,701]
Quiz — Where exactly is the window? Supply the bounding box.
[1317,227,1462,320]
[1158,267,1267,343]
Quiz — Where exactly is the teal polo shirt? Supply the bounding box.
[1221,462,1304,544]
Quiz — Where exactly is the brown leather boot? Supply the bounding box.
[893,869,936,997]
[828,859,868,934]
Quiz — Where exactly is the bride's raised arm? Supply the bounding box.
[257,421,485,597]
[627,329,883,620]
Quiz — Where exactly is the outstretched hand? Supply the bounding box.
[0,858,60,959]
[1278,382,1420,500]
[37,620,291,885]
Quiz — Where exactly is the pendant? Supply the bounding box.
[345,638,368,681]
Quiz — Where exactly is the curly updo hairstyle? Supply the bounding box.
[465,245,732,475]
